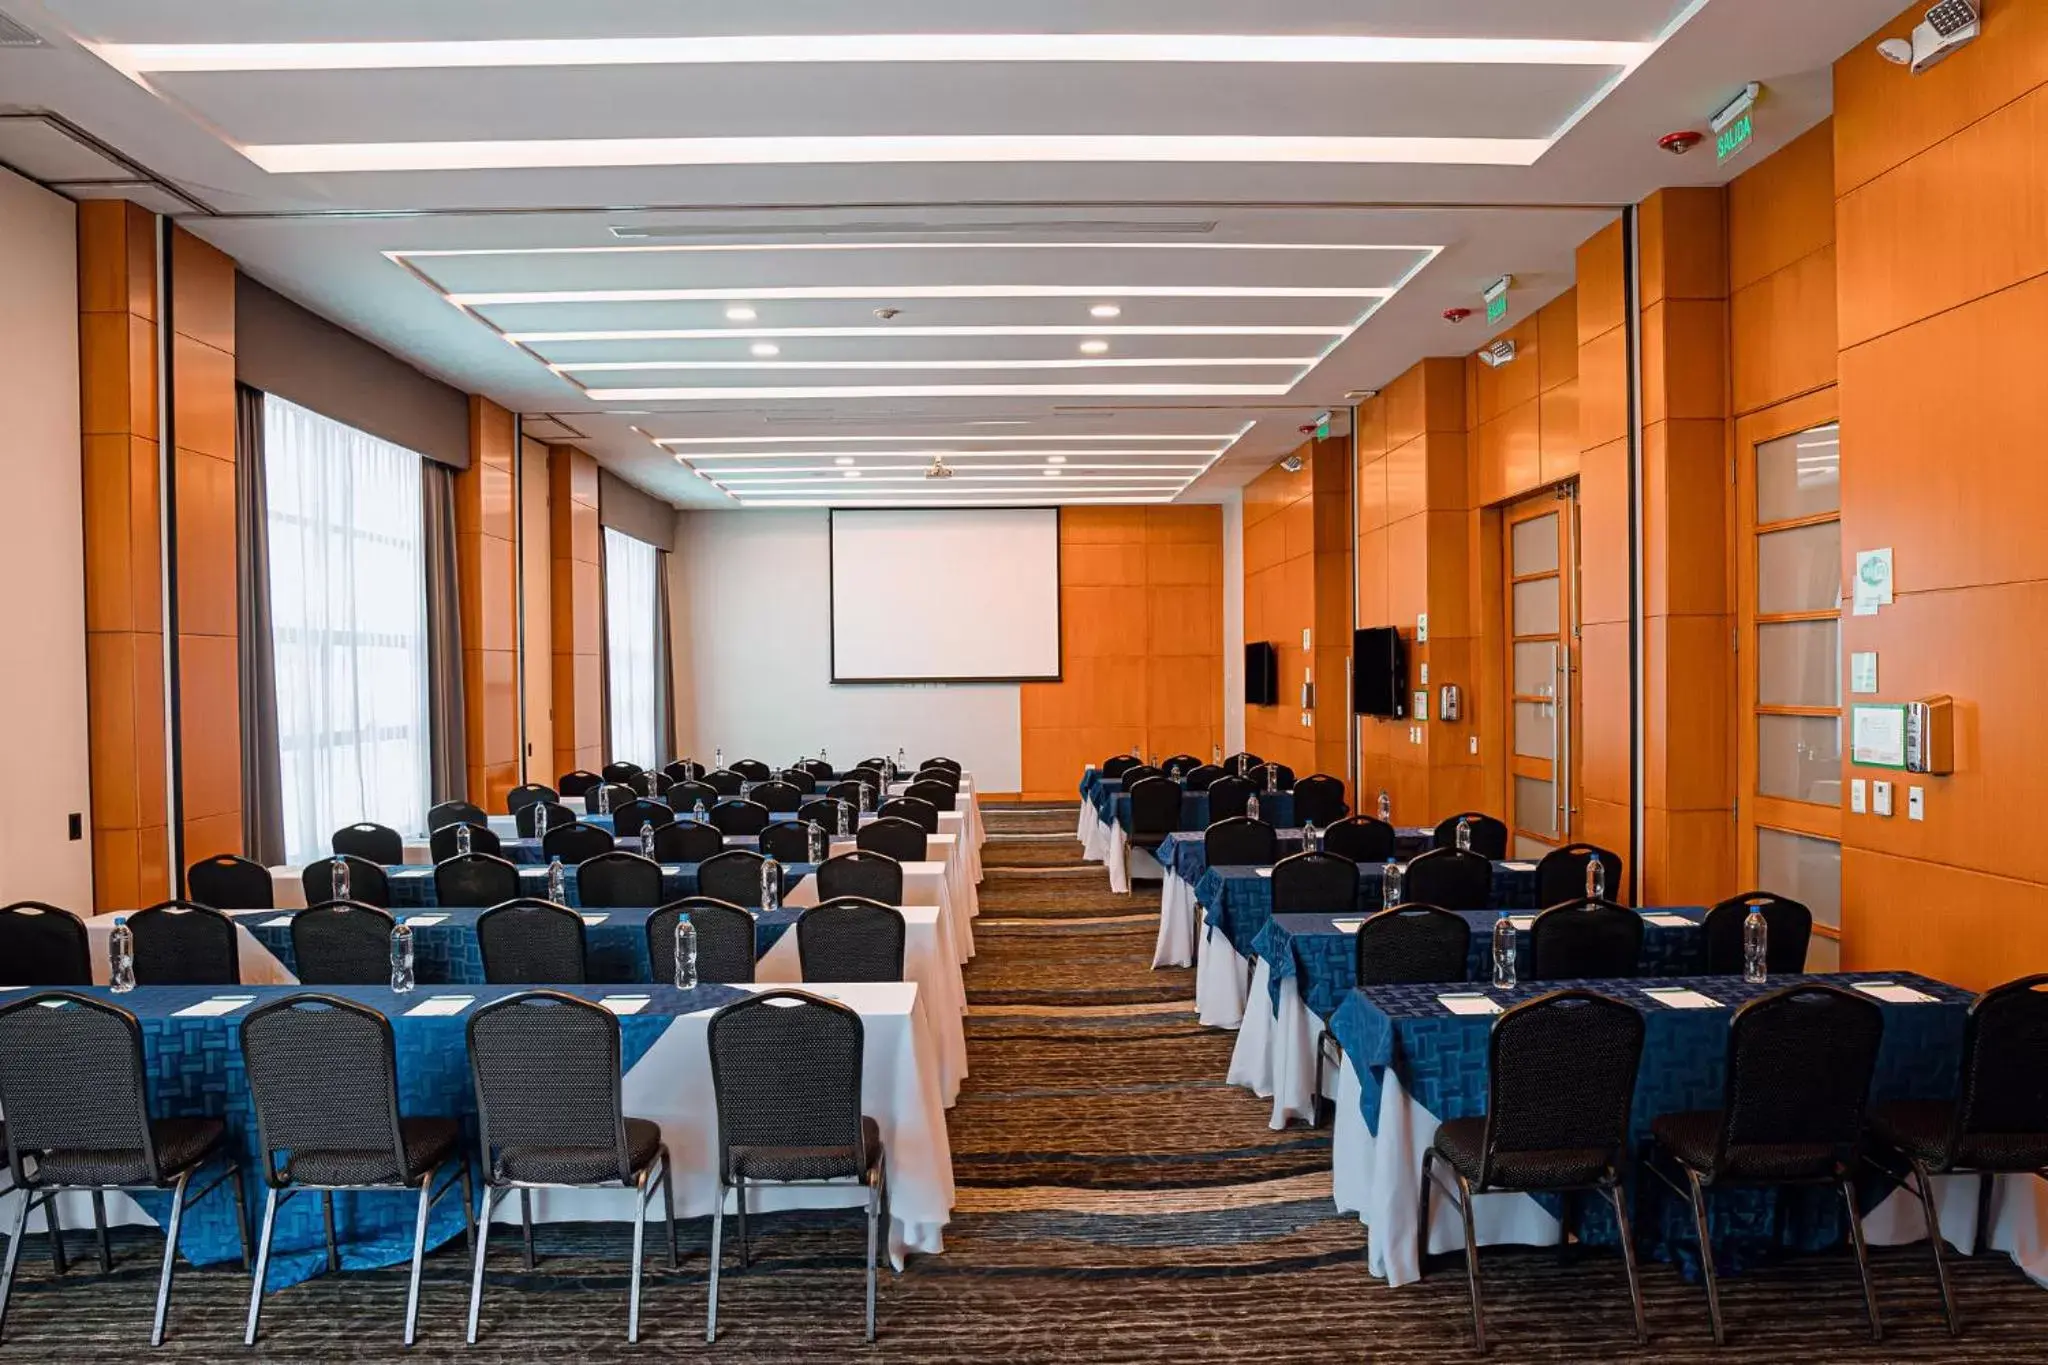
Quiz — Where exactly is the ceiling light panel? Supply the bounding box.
[587,383,1294,401]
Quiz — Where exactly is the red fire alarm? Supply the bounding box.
[1442,307,1472,323]
[1658,129,1704,155]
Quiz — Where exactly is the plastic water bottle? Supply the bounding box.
[1302,820,1321,853]
[807,820,827,864]
[858,783,873,815]
[332,855,351,901]
[836,800,852,836]
[390,918,415,994]
[1169,763,1183,784]
[547,855,567,903]
[693,797,708,821]
[673,916,698,989]
[595,783,612,815]
[820,746,829,768]
[1492,912,1518,989]
[1377,790,1391,822]
[1212,743,1222,765]
[1744,907,1769,984]
[109,916,135,993]
[759,855,783,914]
[1237,752,1250,777]
[454,822,473,857]
[1381,859,1402,910]
[1586,857,1607,900]
[714,746,724,771]
[896,746,908,777]
[1245,791,1261,822]
[1456,818,1473,853]
[1265,764,1279,794]
[640,819,656,855]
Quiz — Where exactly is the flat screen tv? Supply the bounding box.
[1244,642,1280,707]
[1353,627,1407,718]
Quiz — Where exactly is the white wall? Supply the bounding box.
[669,509,1024,790]
[0,169,91,905]
[1222,492,1246,753]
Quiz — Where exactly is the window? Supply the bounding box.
[264,397,430,864]
[604,526,660,768]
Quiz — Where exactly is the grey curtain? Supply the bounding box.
[597,526,611,765]
[655,547,676,763]
[421,463,468,801]
[235,385,287,864]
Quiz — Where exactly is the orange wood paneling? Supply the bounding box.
[1729,120,1836,291]
[1639,187,1731,306]
[458,398,521,807]
[1576,220,1628,345]
[1730,245,1838,416]
[547,444,604,784]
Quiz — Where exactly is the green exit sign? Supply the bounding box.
[1486,293,1508,325]
[1717,111,1754,163]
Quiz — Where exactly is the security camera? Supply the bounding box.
[1908,0,1979,72]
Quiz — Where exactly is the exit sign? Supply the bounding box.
[1483,274,1512,325]
[1486,293,1508,324]
[1717,111,1754,163]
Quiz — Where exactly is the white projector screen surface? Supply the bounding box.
[830,508,1062,682]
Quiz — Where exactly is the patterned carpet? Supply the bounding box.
[6,803,2048,1362]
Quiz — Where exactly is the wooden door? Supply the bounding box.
[1502,485,1579,858]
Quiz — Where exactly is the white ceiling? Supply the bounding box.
[0,0,1900,508]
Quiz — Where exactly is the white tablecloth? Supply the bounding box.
[1194,925,1249,1030]
[1225,961,1322,1130]
[1153,871,1198,968]
[1331,1055,2048,1288]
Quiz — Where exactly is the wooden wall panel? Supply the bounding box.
[458,397,520,808]
[1018,504,1223,798]
[1242,453,1317,780]
[1575,221,1634,870]
[78,201,169,909]
[548,445,604,785]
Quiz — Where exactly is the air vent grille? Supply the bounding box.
[0,11,47,46]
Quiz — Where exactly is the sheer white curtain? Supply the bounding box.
[264,396,430,865]
[605,526,660,769]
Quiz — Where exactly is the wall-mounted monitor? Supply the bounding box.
[1353,627,1407,718]
[1244,642,1280,707]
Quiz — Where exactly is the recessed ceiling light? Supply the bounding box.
[1090,303,1123,318]
[557,356,1307,372]
[1047,455,1068,464]
[843,470,861,479]
[724,305,757,321]
[587,383,1292,400]
[502,324,1345,343]
[1043,469,1063,477]
[834,456,856,466]
[246,134,1550,175]
[749,342,780,357]
[449,283,1390,306]
[653,433,1247,444]
[1079,340,1110,355]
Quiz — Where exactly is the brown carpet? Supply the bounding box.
[4,802,2046,1362]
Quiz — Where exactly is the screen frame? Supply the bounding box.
[826,505,1066,686]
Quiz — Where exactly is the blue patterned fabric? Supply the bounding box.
[1252,908,1708,1017]
[1158,827,1433,889]
[1327,973,1972,1277]
[1195,862,1540,960]
[383,863,813,909]
[243,907,801,985]
[54,982,745,1290]
[1108,790,1297,837]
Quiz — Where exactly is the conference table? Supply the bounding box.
[1076,768,1300,895]
[1228,906,1709,1130]
[1189,858,1542,1031]
[1323,970,2048,1292]
[0,982,953,1288]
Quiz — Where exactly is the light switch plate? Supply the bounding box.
[1873,780,1893,817]
[1413,690,1428,719]
[1416,613,1429,643]
[1850,778,1867,814]
[1420,662,1430,685]
[1908,786,1925,821]
[1468,736,1479,756]
[1302,627,1312,651]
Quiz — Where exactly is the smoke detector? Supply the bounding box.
[1659,130,1704,155]
[924,455,954,480]
[1442,307,1472,324]
[1477,339,1518,369]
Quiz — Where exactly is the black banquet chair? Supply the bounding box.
[1649,984,1886,1345]
[663,760,706,784]
[1528,899,1645,981]
[601,761,643,785]
[1403,848,1493,912]
[1420,990,1648,1354]
[703,769,747,797]
[652,820,723,865]
[1702,892,1813,975]
[749,780,806,814]
[465,992,676,1344]
[759,821,819,865]
[670,781,721,817]
[801,797,855,834]
[1183,763,1225,791]
[910,767,959,791]
[476,900,588,985]
[729,759,773,782]
[429,822,503,862]
[1204,816,1277,868]
[902,779,956,812]
[239,994,471,1346]
[1248,762,1295,792]
[707,799,772,839]
[705,990,888,1341]
[1433,812,1509,861]
[586,783,637,816]
[648,899,756,985]
[130,900,241,986]
[1205,774,1256,822]
[1222,751,1264,777]
[1270,851,1360,914]
[505,783,556,814]
[514,800,577,840]
[1866,974,2048,1335]
[1122,776,1184,888]
[876,796,937,834]
[857,816,927,864]
[435,853,521,909]
[188,854,274,910]
[797,899,907,983]
[1292,774,1349,826]
[818,851,903,905]
[629,771,673,800]
[556,770,601,798]
[332,822,404,867]
[302,855,390,910]
[698,849,770,908]
[427,800,487,832]
[577,852,665,909]
[920,756,963,776]
[0,992,252,1345]
[611,798,675,835]
[1357,905,1472,986]
[289,901,395,985]
[1324,816,1397,865]
[0,902,90,986]
[542,821,615,866]
[828,777,879,812]
[1100,755,1140,780]
[1535,844,1625,908]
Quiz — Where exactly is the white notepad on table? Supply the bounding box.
[1644,914,1695,928]
[259,915,295,928]
[1853,980,1940,1005]
[580,913,610,926]
[1505,915,1536,930]
[1331,919,1366,935]
[1642,985,1722,1010]
[403,914,448,927]
[1502,861,1538,872]
[1438,993,1503,1017]
[405,995,474,1018]
[599,995,650,1016]
[1255,868,1273,878]
[173,995,256,1018]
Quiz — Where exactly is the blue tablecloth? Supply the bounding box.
[383,863,813,909]
[1252,908,1708,1018]
[1326,972,1972,1274]
[1158,826,1435,888]
[1195,861,1540,959]
[243,906,800,985]
[42,983,745,1289]
[1105,789,1297,836]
